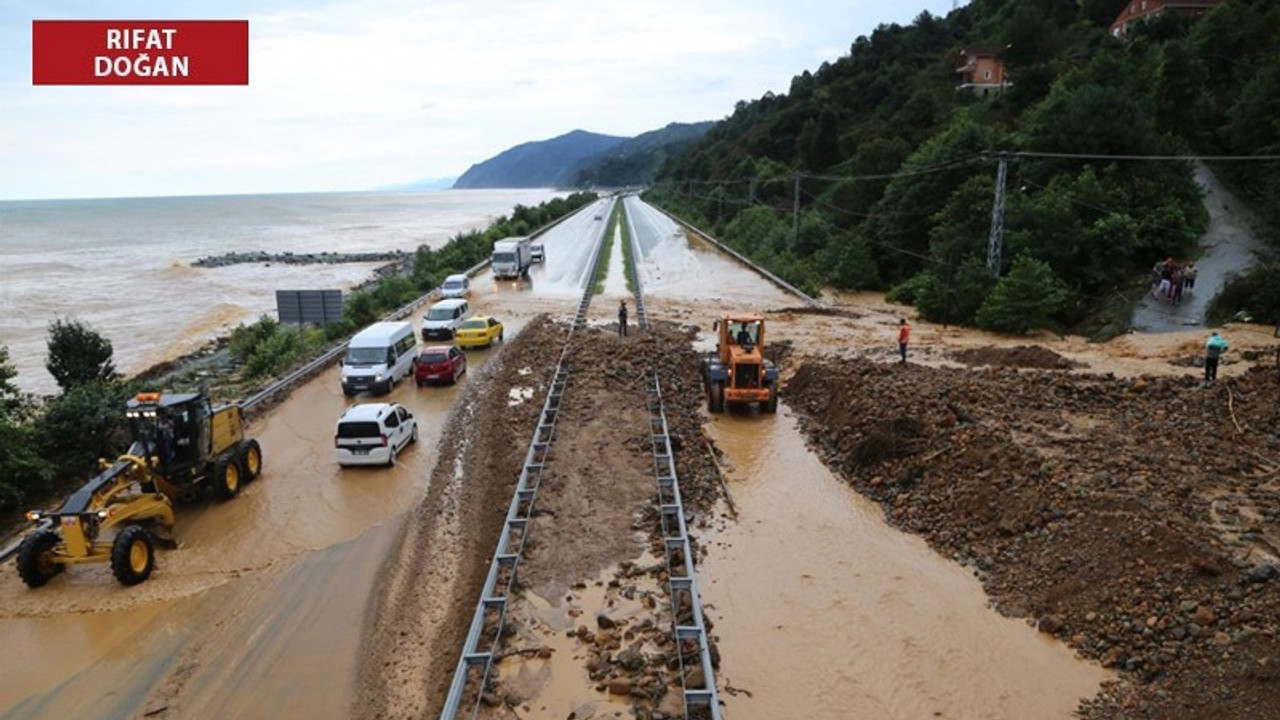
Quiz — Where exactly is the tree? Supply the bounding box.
[38,379,134,481]
[976,255,1070,334]
[0,345,23,420]
[45,317,118,393]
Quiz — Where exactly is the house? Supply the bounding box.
[956,46,1009,97]
[1110,0,1222,39]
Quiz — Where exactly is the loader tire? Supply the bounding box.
[239,439,263,482]
[17,530,63,588]
[111,526,155,586]
[764,383,779,414]
[709,382,725,414]
[212,452,241,500]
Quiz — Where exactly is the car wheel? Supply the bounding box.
[410,424,419,444]
[239,439,263,482]
[387,446,398,467]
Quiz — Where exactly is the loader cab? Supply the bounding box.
[126,392,210,475]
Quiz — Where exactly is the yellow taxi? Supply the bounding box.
[455,315,504,349]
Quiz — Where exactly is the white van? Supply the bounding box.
[440,273,470,298]
[341,321,418,396]
[422,298,471,341]
[334,402,417,467]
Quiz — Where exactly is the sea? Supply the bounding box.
[0,189,563,395]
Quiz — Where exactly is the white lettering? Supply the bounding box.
[106,27,177,51]
[92,53,190,78]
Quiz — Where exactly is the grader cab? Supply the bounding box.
[15,391,262,588]
[700,313,779,413]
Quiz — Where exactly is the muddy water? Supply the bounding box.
[700,408,1110,719]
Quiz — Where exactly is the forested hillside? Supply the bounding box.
[645,0,1280,336]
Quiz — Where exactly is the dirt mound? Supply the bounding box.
[951,344,1083,369]
[785,358,1280,720]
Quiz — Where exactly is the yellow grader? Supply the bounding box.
[16,391,261,587]
[700,313,779,413]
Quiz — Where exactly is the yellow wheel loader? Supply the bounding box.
[700,313,779,414]
[16,391,262,588]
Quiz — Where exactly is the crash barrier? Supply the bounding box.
[439,197,615,719]
[629,209,724,718]
[644,200,822,307]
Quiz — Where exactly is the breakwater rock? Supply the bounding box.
[193,250,408,268]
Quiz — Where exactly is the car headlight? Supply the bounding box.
[374,373,384,381]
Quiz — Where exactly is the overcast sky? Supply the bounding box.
[0,0,963,200]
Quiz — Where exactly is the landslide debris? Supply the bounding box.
[785,357,1280,720]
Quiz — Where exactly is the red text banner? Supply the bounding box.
[32,20,249,85]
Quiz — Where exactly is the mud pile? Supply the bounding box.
[785,354,1280,720]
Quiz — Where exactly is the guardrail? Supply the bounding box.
[439,196,615,718]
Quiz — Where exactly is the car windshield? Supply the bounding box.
[344,347,385,365]
[493,252,515,263]
[427,307,457,320]
[444,280,463,289]
[460,319,486,330]
[419,352,447,364]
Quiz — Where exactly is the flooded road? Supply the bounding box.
[701,408,1109,719]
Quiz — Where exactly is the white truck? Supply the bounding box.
[491,236,532,279]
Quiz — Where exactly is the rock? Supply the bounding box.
[1247,562,1277,583]
[607,678,632,696]
[1214,632,1232,646]
[1038,615,1066,634]
[597,614,617,630]
[1193,607,1216,627]
[617,647,645,671]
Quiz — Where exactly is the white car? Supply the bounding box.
[440,273,470,298]
[334,402,417,467]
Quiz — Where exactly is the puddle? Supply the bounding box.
[700,406,1110,719]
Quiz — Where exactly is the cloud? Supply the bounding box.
[0,0,961,199]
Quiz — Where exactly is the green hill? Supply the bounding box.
[645,0,1280,335]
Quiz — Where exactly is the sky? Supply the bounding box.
[0,0,964,200]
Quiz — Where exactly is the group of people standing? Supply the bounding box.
[1152,258,1198,304]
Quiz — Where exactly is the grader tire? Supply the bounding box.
[239,439,263,482]
[17,530,63,588]
[110,526,155,586]
[212,452,241,500]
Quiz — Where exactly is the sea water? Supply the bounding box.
[0,189,561,394]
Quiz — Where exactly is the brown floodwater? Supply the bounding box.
[700,406,1111,719]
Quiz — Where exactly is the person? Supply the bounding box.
[1204,330,1229,383]
[897,318,910,364]
[617,300,628,337]
[736,324,751,345]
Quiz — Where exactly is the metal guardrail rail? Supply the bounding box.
[626,197,723,719]
[439,196,615,719]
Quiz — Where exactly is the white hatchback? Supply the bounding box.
[334,402,418,467]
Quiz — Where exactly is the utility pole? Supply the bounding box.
[793,172,802,235]
[987,152,1009,277]
[748,178,757,204]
